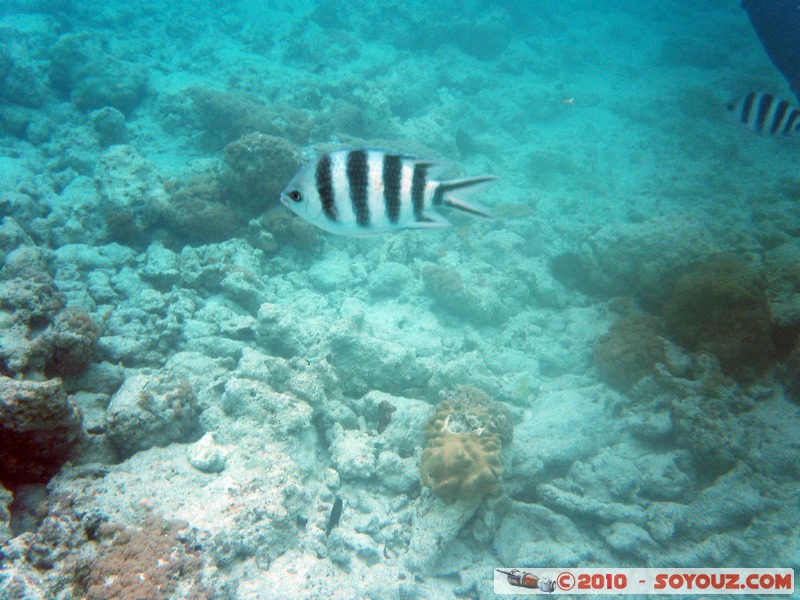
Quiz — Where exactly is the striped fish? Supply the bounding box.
[279,149,496,236]
[727,92,800,136]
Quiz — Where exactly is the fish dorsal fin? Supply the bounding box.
[405,159,452,181]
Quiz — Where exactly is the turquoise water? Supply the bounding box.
[0,1,798,598]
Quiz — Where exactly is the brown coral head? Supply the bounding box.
[420,430,501,502]
[420,395,509,502]
[663,254,775,382]
[436,385,514,447]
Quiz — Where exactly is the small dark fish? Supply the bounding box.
[376,399,397,434]
[325,496,343,536]
[727,91,800,136]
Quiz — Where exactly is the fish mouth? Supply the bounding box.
[279,193,291,208]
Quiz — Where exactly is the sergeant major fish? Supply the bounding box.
[727,91,800,136]
[280,149,496,236]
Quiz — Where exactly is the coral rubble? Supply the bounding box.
[105,372,201,459]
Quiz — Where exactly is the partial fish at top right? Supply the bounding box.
[727,91,800,137]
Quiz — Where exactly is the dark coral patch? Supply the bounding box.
[663,254,774,382]
[594,314,666,391]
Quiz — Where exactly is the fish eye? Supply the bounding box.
[288,190,302,202]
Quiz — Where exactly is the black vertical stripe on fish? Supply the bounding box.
[382,154,402,224]
[411,163,429,221]
[755,93,773,131]
[741,92,757,125]
[325,496,343,536]
[316,154,337,222]
[770,99,790,133]
[347,150,369,227]
[784,108,800,134]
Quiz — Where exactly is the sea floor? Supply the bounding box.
[0,1,799,598]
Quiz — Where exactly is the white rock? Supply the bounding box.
[187,432,226,473]
[405,491,481,573]
[329,425,376,480]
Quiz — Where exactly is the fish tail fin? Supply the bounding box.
[433,176,497,218]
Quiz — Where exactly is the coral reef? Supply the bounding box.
[0,43,48,109]
[47,437,313,578]
[258,207,320,252]
[1,4,799,597]
[103,211,145,248]
[0,246,100,488]
[0,246,65,325]
[309,98,367,139]
[188,87,311,147]
[222,132,303,214]
[157,134,303,247]
[765,239,800,360]
[0,218,34,265]
[367,262,414,297]
[0,484,11,543]
[0,492,212,600]
[40,307,102,378]
[90,107,128,147]
[0,246,101,379]
[629,358,759,480]
[48,33,148,115]
[94,146,170,247]
[783,342,800,404]
[327,326,431,398]
[0,274,61,376]
[663,254,775,382]
[0,493,88,596]
[174,239,267,312]
[405,493,482,573]
[329,426,378,480]
[562,217,714,303]
[375,398,397,434]
[493,501,585,568]
[593,314,666,391]
[220,376,311,437]
[105,372,201,459]
[307,1,510,60]
[420,386,511,502]
[422,265,506,325]
[0,377,83,488]
[73,513,208,600]
[164,172,243,246]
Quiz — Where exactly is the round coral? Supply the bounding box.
[420,429,501,502]
[419,388,511,502]
[222,132,303,214]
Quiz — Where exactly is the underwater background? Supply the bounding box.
[1,0,799,598]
